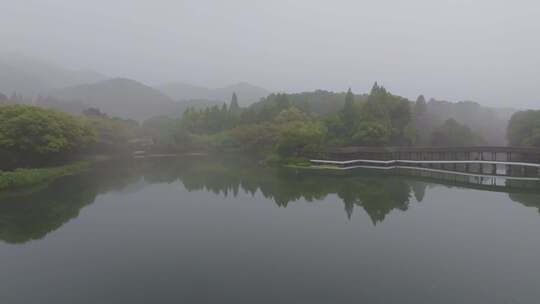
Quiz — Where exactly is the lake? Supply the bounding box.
[1,156,540,304]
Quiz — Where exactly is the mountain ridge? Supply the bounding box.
[46,78,177,121]
[156,81,270,106]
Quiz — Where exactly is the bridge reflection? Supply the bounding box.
[0,156,539,244]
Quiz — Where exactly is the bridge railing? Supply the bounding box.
[312,146,540,164]
[303,146,540,178]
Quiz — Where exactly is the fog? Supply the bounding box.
[2,0,539,107]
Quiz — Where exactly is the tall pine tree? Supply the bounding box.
[341,88,356,133]
[414,95,427,116]
[229,92,240,113]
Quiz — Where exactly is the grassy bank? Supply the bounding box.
[0,161,91,191]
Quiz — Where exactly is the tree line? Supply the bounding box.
[1,83,539,169]
[0,105,140,169]
[149,83,490,162]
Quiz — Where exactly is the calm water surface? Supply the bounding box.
[1,156,539,304]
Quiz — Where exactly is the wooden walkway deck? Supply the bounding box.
[307,146,540,178]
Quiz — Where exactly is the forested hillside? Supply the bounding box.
[139,83,504,166]
[246,89,512,146]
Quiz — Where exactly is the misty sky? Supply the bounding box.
[1,0,539,107]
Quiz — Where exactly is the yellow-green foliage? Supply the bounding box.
[0,161,90,190]
[0,104,94,161]
[507,110,540,146]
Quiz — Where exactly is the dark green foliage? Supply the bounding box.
[323,114,347,146]
[340,88,357,133]
[143,82,495,159]
[252,90,368,116]
[414,95,427,116]
[507,110,540,146]
[410,94,430,145]
[228,123,280,152]
[248,93,292,122]
[430,119,484,146]
[229,92,240,113]
[362,83,412,145]
[336,82,412,146]
[181,102,239,134]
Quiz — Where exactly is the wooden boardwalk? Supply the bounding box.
[307,146,540,178]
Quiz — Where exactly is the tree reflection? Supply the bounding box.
[1,155,539,244]
[153,157,414,224]
[0,160,141,244]
[508,192,540,213]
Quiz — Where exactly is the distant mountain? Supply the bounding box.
[0,53,105,96]
[156,82,270,106]
[47,78,179,121]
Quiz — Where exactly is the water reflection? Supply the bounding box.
[0,161,139,244]
[1,156,539,244]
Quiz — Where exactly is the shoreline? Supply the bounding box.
[0,160,92,191]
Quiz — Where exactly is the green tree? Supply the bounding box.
[361,82,412,145]
[352,121,391,146]
[254,93,291,122]
[414,95,427,116]
[507,110,540,146]
[274,107,311,124]
[275,120,327,157]
[323,114,347,146]
[341,88,357,133]
[229,92,240,113]
[430,119,483,146]
[0,105,94,166]
[410,94,430,145]
[229,123,280,152]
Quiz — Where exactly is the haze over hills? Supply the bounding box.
[0,53,272,120]
[0,53,518,141]
[157,82,270,105]
[425,99,513,145]
[0,53,105,96]
[46,78,178,121]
